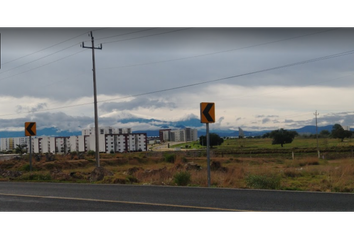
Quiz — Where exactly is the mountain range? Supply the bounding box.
[0,121,339,139]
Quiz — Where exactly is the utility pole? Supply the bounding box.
[81,31,102,167]
[314,110,320,158]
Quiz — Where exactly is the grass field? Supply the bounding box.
[172,137,354,150]
[1,137,354,193]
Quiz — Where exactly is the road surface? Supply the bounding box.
[0,182,354,211]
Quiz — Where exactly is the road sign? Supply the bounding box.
[25,122,36,136]
[200,102,215,123]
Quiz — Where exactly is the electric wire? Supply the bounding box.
[0,28,188,81]
[100,28,190,44]
[0,27,107,66]
[0,28,352,129]
[99,28,337,70]
[1,47,354,118]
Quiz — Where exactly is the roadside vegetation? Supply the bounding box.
[1,136,354,192]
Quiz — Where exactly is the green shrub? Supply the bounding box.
[164,153,175,163]
[126,175,138,183]
[20,164,37,171]
[87,150,95,156]
[20,173,52,181]
[173,171,191,186]
[245,174,281,189]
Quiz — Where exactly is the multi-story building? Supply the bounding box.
[159,128,198,142]
[0,127,147,154]
[159,129,171,141]
[0,137,29,152]
[105,133,147,153]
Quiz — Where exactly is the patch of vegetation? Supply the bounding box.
[173,171,191,186]
[164,153,175,163]
[2,139,354,193]
[87,150,95,156]
[19,173,52,181]
[245,174,281,189]
[19,164,37,172]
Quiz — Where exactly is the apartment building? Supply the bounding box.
[159,128,198,142]
[0,137,29,152]
[0,127,147,154]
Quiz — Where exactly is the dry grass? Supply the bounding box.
[1,152,354,192]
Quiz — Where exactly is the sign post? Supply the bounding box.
[25,122,36,172]
[200,102,215,187]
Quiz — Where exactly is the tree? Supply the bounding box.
[199,133,224,147]
[319,130,330,137]
[15,144,27,156]
[269,128,298,147]
[262,132,271,138]
[331,124,352,142]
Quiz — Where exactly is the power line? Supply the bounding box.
[1,47,354,118]
[100,28,190,44]
[99,28,338,70]
[36,29,339,88]
[0,28,184,84]
[0,29,110,80]
[1,30,89,66]
[2,32,87,66]
[0,48,87,82]
[95,28,157,41]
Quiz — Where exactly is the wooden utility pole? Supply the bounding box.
[81,31,102,167]
[314,110,320,158]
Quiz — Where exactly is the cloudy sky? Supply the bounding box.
[1,28,354,132]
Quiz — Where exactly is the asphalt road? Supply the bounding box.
[0,182,354,211]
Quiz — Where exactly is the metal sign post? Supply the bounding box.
[206,123,211,187]
[25,122,36,172]
[29,136,32,171]
[200,102,215,187]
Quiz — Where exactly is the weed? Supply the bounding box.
[245,174,281,189]
[19,164,37,172]
[173,171,191,186]
[87,150,95,156]
[20,173,52,181]
[283,169,303,178]
[164,153,175,163]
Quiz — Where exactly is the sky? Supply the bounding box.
[1,28,354,133]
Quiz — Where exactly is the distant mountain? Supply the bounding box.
[0,127,81,138]
[293,125,334,134]
[118,117,203,129]
[0,124,344,139]
[140,125,334,138]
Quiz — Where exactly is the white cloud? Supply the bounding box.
[1,28,354,133]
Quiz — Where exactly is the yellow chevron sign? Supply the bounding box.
[25,122,36,136]
[200,102,215,123]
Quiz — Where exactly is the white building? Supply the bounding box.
[159,128,198,142]
[0,137,29,152]
[0,127,147,154]
[343,126,351,131]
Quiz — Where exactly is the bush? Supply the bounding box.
[20,173,52,181]
[173,171,191,186]
[20,164,37,171]
[245,174,281,189]
[87,150,95,156]
[164,153,175,163]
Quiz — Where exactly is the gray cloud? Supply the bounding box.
[99,97,177,113]
[1,28,354,133]
[15,103,47,114]
[262,118,271,124]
